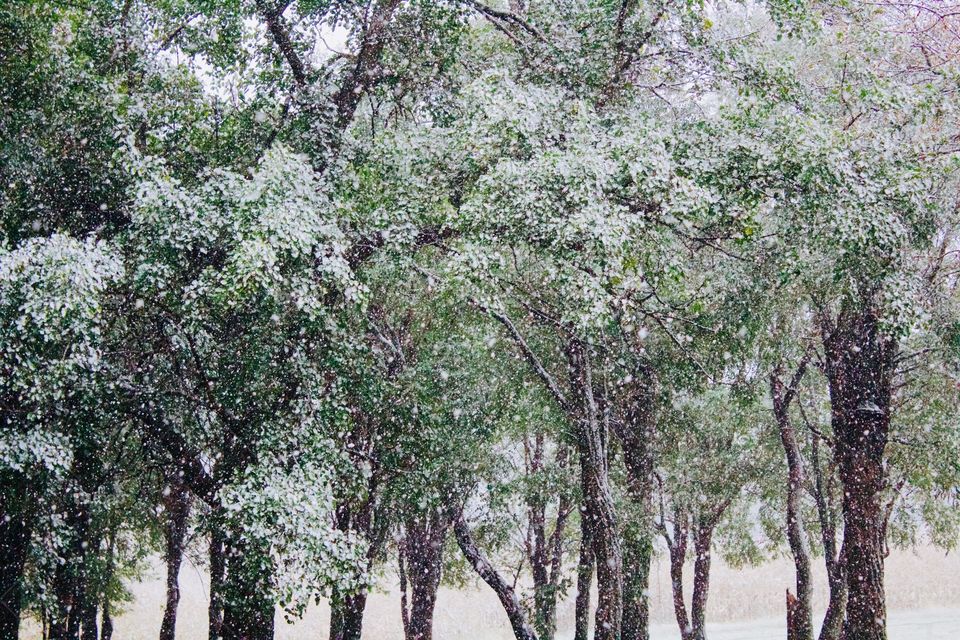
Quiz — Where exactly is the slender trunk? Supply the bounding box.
[209,527,226,640]
[526,434,552,640]
[574,515,594,640]
[689,523,714,640]
[101,536,115,640]
[0,473,30,640]
[400,511,449,640]
[811,432,847,640]
[454,517,538,640]
[822,307,895,640]
[100,600,113,640]
[526,438,569,640]
[567,340,622,640]
[665,515,691,640]
[772,370,814,640]
[160,482,192,640]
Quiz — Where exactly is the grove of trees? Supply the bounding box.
[2,1,960,640]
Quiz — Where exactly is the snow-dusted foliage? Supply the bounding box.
[3,2,960,640]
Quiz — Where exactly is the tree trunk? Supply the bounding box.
[771,367,814,640]
[822,307,895,640]
[621,529,652,640]
[689,523,714,640]
[619,370,657,640]
[525,436,569,640]
[811,429,847,640]
[574,515,594,640]
[329,592,368,640]
[567,340,623,640]
[160,481,192,640]
[665,515,691,640]
[100,599,113,640]
[454,517,538,640]
[219,546,275,640]
[400,511,449,640]
[209,527,226,640]
[0,473,30,640]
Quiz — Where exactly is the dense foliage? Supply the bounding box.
[2,2,960,640]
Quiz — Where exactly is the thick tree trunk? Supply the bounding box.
[329,592,368,640]
[567,340,623,640]
[48,554,75,640]
[78,600,97,640]
[160,482,192,640]
[219,539,275,640]
[0,473,30,640]
[400,511,449,640]
[454,517,538,640]
[50,502,94,640]
[771,367,814,640]
[574,516,594,640]
[619,370,657,640]
[621,524,652,640]
[822,307,895,640]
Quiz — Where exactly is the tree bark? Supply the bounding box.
[689,522,714,640]
[665,514,691,640]
[208,526,226,640]
[771,364,814,640]
[821,307,895,640]
[811,428,847,640]
[160,481,192,640]
[100,599,113,640]
[0,473,30,640]
[566,340,623,640]
[619,370,657,640]
[574,514,594,640]
[524,436,569,640]
[329,592,368,640]
[454,516,539,640]
[219,533,275,640]
[663,508,723,640]
[399,511,449,640]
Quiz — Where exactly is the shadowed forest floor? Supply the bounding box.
[22,546,960,639]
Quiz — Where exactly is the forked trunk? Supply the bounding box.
[567,340,623,640]
[329,592,368,640]
[399,511,449,640]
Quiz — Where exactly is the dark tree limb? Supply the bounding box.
[453,516,539,640]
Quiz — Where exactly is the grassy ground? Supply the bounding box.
[22,546,960,639]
